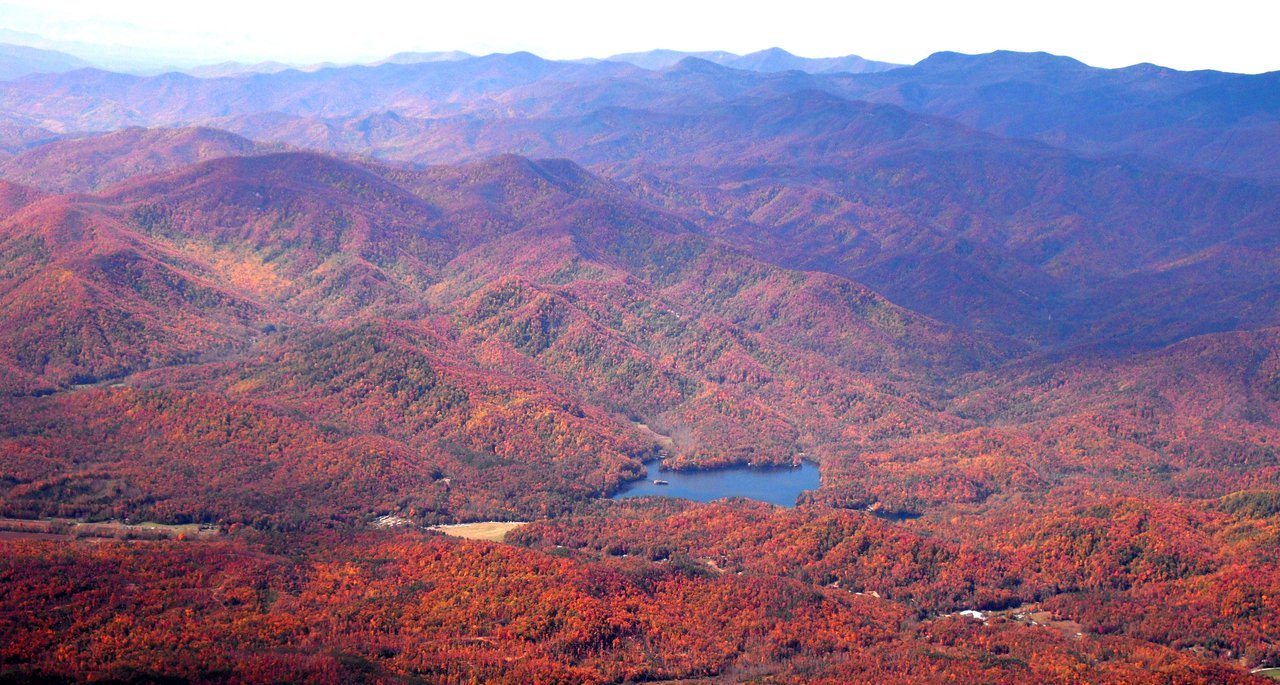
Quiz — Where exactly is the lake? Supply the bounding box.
[611,459,820,507]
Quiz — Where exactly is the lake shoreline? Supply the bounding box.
[610,458,821,508]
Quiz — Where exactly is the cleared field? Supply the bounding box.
[1254,668,1280,681]
[0,517,217,540]
[429,521,527,542]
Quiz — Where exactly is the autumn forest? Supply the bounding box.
[0,36,1278,684]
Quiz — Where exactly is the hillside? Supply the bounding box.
[0,126,279,193]
[0,151,1012,523]
[253,87,1275,346]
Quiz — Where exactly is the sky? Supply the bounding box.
[0,0,1275,73]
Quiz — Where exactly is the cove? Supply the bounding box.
[611,459,820,507]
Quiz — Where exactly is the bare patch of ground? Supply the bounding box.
[0,517,219,541]
[429,521,527,542]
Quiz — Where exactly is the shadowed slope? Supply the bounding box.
[0,126,279,193]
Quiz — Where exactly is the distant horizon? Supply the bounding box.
[2,38,911,72]
[1,40,1276,79]
[0,0,1275,75]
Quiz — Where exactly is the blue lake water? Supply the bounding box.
[611,459,820,507]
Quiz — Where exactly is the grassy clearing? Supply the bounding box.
[429,521,527,542]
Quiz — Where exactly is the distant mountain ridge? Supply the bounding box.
[607,47,902,74]
[376,51,475,65]
[835,50,1280,181]
[0,48,1272,183]
[180,54,472,78]
[0,43,91,81]
[183,61,303,78]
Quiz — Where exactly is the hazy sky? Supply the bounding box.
[0,0,1274,73]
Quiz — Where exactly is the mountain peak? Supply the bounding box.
[666,56,735,75]
[605,49,739,70]
[102,151,416,208]
[487,51,548,67]
[733,47,901,74]
[916,49,1090,76]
